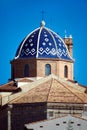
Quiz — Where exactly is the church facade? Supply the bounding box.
[0,21,87,130]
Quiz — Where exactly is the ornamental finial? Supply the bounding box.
[40,20,45,27]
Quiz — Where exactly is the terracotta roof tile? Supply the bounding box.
[0,81,21,92]
[18,78,33,82]
[9,75,87,104]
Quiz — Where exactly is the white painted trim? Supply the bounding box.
[15,27,40,59]
[36,27,43,58]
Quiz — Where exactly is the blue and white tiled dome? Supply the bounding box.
[15,21,72,60]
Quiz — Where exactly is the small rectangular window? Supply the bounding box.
[49,111,53,117]
[63,121,66,124]
[40,126,43,128]
[56,123,60,126]
[71,121,74,124]
[77,124,81,126]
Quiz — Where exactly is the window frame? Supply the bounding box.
[45,64,51,76]
[24,64,29,77]
[64,65,68,78]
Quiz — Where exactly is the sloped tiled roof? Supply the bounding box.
[25,114,87,130]
[0,77,33,92]
[0,81,21,92]
[18,77,33,82]
[9,75,87,104]
[25,114,87,125]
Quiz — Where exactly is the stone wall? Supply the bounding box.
[11,59,37,78]
[11,58,73,80]
[64,37,73,57]
[0,102,87,130]
[0,105,8,130]
[10,103,47,130]
[47,103,86,118]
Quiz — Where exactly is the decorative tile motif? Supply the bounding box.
[49,43,52,46]
[15,27,72,60]
[42,42,46,46]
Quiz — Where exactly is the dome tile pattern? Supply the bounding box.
[15,22,72,60]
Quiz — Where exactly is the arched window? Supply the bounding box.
[64,65,68,78]
[24,64,29,77]
[45,64,51,76]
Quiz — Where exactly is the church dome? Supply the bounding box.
[15,21,72,60]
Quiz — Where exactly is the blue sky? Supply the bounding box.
[0,0,87,86]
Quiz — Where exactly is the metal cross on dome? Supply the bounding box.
[41,10,45,20]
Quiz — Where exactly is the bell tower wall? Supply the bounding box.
[64,36,73,57]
